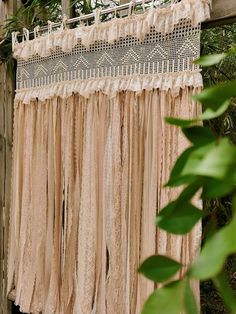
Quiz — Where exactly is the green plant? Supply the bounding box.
[139,51,236,313]
[201,25,236,86]
[0,0,61,64]
[5,0,61,34]
[200,27,236,312]
[72,0,111,16]
[200,25,236,313]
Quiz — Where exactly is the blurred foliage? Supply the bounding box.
[72,0,113,16]
[4,0,61,35]
[71,0,118,24]
[201,24,236,314]
[202,25,236,85]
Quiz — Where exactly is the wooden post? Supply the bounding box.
[61,0,74,19]
[119,0,129,17]
[0,1,18,313]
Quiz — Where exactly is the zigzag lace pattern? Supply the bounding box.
[16,21,201,91]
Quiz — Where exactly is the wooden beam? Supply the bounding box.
[203,0,236,28]
[0,1,19,313]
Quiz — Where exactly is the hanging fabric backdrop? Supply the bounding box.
[8,0,211,313]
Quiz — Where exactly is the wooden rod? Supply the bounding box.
[17,0,174,37]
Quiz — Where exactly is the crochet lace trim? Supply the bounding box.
[15,71,203,104]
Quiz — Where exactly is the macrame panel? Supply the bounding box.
[12,0,212,102]
[8,0,211,313]
[16,21,200,90]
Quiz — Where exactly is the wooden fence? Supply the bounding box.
[0,1,235,313]
[0,2,19,313]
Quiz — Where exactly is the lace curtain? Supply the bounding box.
[8,1,211,313]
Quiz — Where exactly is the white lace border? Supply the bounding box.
[12,0,211,61]
[15,71,203,104]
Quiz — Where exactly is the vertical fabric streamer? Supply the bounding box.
[9,90,202,313]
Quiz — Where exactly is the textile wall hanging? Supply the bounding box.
[8,0,211,313]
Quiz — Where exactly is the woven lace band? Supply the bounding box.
[13,0,211,104]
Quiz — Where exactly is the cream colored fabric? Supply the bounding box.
[9,0,210,311]
[15,71,203,105]
[8,88,201,314]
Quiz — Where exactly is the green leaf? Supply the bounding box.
[200,100,231,120]
[202,178,235,198]
[167,139,236,187]
[156,201,202,235]
[178,142,215,178]
[167,98,230,124]
[213,272,236,313]
[184,281,198,314]
[177,181,202,203]
[194,53,226,67]
[227,45,236,57]
[182,126,216,146]
[232,196,236,214]
[142,280,198,314]
[158,182,203,235]
[193,81,236,108]
[189,212,236,279]
[165,117,197,128]
[141,281,186,314]
[185,138,236,180]
[166,147,196,187]
[138,255,181,283]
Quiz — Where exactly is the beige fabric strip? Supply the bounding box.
[8,88,202,313]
